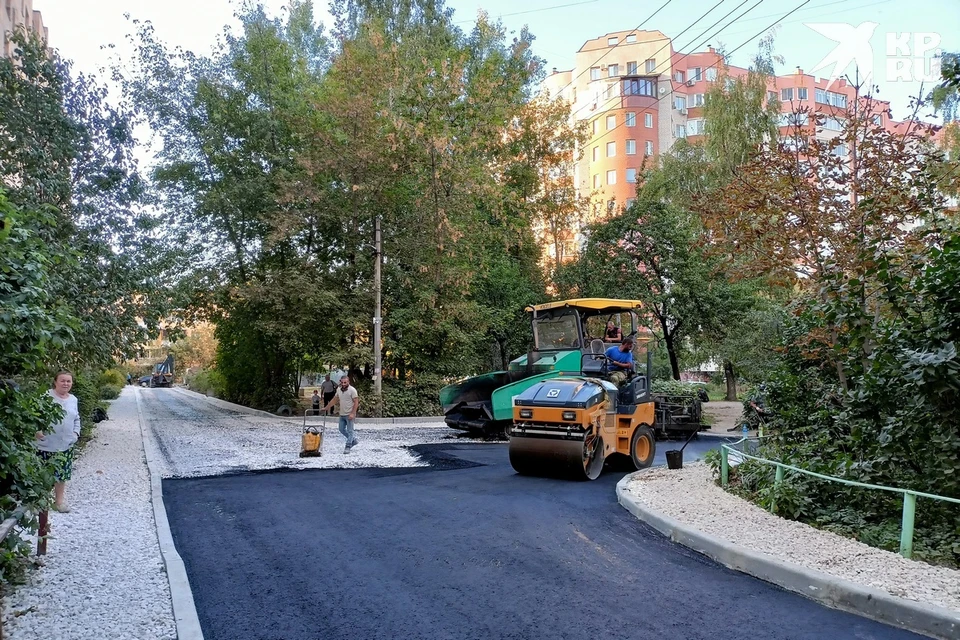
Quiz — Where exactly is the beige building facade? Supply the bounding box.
[2,0,48,59]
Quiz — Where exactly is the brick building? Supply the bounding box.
[2,0,48,59]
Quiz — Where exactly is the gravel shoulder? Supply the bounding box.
[1,387,176,640]
[622,463,960,614]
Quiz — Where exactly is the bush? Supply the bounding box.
[99,384,121,400]
[69,372,108,444]
[0,384,56,585]
[354,374,446,418]
[187,368,226,398]
[99,368,125,387]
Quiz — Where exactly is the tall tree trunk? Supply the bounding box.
[724,359,737,401]
[664,332,681,380]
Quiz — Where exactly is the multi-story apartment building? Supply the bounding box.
[543,31,911,222]
[2,0,48,59]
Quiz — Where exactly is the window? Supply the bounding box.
[593,174,600,188]
[674,124,687,138]
[626,168,637,183]
[606,170,617,185]
[608,37,618,46]
[691,93,705,107]
[626,34,637,43]
[608,64,619,77]
[781,87,793,101]
[606,141,616,157]
[625,112,636,127]
[592,119,598,135]
[687,119,705,136]
[625,197,635,208]
[831,143,848,157]
[674,95,687,110]
[777,112,809,126]
[674,71,684,83]
[645,59,656,73]
[606,115,616,130]
[705,68,717,82]
[822,116,845,131]
[592,146,599,161]
[725,77,736,90]
[627,61,638,75]
[626,139,637,155]
[590,67,601,81]
[623,78,656,97]
[815,88,846,108]
[644,113,653,128]
[604,83,615,99]
[645,140,654,155]
[767,91,777,102]
[797,87,808,100]
[690,67,702,81]
[872,114,883,126]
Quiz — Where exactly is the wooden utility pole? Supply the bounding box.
[373,215,382,404]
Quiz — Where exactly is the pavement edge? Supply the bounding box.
[615,473,960,640]
[171,386,445,425]
[135,388,205,640]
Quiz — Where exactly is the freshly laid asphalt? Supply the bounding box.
[163,442,926,640]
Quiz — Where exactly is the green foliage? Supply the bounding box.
[99,369,125,388]
[186,369,227,398]
[99,384,121,400]
[69,373,107,444]
[0,385,56,584]
[355,374,445,417]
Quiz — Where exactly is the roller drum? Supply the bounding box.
[509,433,604,480]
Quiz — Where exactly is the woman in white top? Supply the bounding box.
[36,370,82,513]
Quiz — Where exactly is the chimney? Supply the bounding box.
[795,66,803,75]
[708,45,714,53]
[552,67,558,74]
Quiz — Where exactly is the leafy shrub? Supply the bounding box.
[0,384,56,584]
[69,372,108,444]
[99,384,121,400]
[188,369,226,398]
[354,374,446,418]
[99,369,125,387]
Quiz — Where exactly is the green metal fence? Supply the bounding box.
[719,437,960,559]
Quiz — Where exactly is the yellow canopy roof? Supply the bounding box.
[526,298,644,313]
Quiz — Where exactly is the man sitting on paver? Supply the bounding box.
[324,375,360,453]
[604,336,635,386]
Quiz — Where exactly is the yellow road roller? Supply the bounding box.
[508,299,660,480]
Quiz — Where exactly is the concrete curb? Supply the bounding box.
[172,386,446,425]
[135,389,205,640]
[615,474,960,640]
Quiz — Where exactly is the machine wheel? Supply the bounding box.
[630,425,656,469]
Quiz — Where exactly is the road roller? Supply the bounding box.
[509,350,658,480]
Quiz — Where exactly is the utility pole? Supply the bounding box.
[373,215,382,404]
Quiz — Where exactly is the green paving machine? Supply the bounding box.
[440,299,646,438]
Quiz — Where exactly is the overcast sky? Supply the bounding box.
[35,0,959,123]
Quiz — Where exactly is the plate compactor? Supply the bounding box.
[300,410,324,458]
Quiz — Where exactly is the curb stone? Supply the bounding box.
[172,386,446,425]
[615,473,960,640]
[135,389,205,640]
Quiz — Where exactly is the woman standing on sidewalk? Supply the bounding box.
[36,370,82,513]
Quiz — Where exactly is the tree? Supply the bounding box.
[570,201,740,380]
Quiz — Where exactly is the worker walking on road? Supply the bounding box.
[320,374,336,416]
[325,375,359,454]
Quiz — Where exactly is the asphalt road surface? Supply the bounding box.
[162,444,924,640]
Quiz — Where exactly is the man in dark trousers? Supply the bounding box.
[320,374,336,415]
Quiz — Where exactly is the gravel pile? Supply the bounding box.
[623,463,960,613]
[2,388,176,640]
[139,388,475,478]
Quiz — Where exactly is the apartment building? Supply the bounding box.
[2,0,48,59]
[543,32,911,218]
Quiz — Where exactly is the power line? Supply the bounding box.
[549,0,674,99]
[589,0,813,157]
[453,0,600,25]
[566,0,758,122]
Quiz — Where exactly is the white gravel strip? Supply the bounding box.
[623,463,960,613]
[2,388,176,640]
[139,387,481,478]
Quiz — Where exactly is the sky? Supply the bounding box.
[34,0,960,125]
